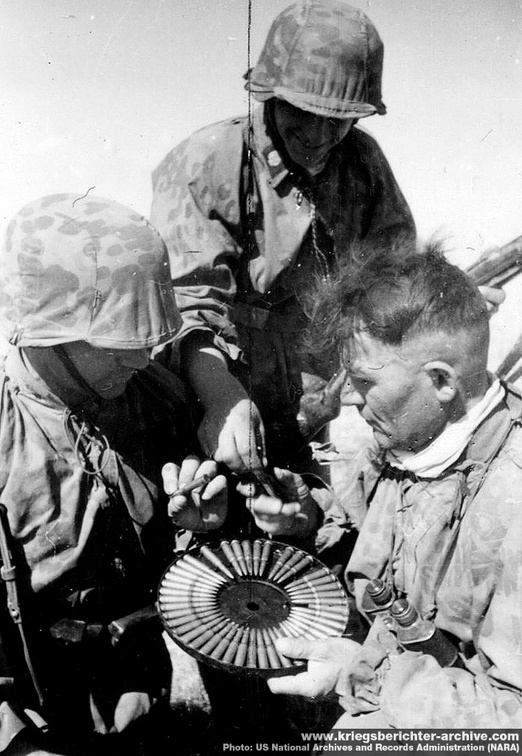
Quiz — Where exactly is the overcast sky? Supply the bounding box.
[1,0,521,367]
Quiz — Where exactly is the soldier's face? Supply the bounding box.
[273,100,353,175]
[63,342,150,399]
[340,331,448,452]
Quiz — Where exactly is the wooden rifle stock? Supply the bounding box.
[465,235,522,288]
[464,234,522,382]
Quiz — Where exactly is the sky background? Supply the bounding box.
[1,0,521,369]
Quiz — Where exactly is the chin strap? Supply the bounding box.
[51,344,101,403]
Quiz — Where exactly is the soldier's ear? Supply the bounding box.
[423,361,457,403]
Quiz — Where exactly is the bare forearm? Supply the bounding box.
[181,333,248,410]
[180,332,265,471]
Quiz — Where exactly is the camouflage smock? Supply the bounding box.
[0,194,189,593]
[151,104,415,464]
[0,195,196,745]
[331,385,522,727]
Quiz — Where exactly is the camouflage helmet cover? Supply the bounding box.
[245,1,386,119]
[0,194,181,348]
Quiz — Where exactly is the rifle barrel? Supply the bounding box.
[466,235,522,287]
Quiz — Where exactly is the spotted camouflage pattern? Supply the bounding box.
[339,396,522,727]
[246,1,386,118]
[0,194,181,348]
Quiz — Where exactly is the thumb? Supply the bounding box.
[275,636,314,661]
[274,468,309,502]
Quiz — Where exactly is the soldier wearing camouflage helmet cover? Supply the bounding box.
[0,195,227,755]
[151,0,415,480]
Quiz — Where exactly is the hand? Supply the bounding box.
[112,691,153,732]
[162,456,227,531]
[200,397,266,473]
[181,338,267,473]
[478,285,505,315]
[267,637,361,699]
[237,467,319,537]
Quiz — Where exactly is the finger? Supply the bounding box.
[272,467,297,497]
[478,285,505,307]
[267,670,317,697]
[274,468,309,500]
[195,459,218,476]
[178,455,202,486]
[200,474,227,500]
[193,459,219,493]
[162,462,180,497]
[236,480,257,498]
[113,691,152,732]
[250,499,299,518]
[214,435,244,472]
[275,636,315,661]
[168,493,191,518]
[273,467,294,483]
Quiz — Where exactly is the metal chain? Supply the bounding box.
[307,190,330,281]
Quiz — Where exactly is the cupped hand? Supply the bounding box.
[237,467,319,537]
[267,636,361,699]
[162,456,227,531]
[199,397,266,473]
[478,285,505,315]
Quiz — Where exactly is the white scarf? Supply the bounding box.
[387,377,505,478]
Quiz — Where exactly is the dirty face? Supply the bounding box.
[341,331,449,452]
[63,341,150,399]
[272,100,353,176]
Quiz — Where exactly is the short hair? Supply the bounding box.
[305,241,489,364]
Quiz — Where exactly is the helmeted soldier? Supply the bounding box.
[0,194,226,755]
[151,0,416,479]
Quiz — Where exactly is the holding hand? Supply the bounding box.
[201,396,266,473]
[162,456,227,531]
[237,467,319,537]
[181,337,267,473]
[478,285,505,315]
[267,637,361,699]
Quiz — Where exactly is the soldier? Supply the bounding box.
[151,1,416,478]
[251,244,522,728]
[0,195,226,755]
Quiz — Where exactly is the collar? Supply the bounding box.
[254,103,337,194]
[254,104,292,191]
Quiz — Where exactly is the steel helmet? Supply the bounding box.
[245,1,386,119]
[0,194,181,348]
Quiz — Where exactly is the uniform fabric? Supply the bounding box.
[151,104,414,467]
[0,196,193,751]
[0,194,181,349]
[0,348,195,749]
[326,385,522,727]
